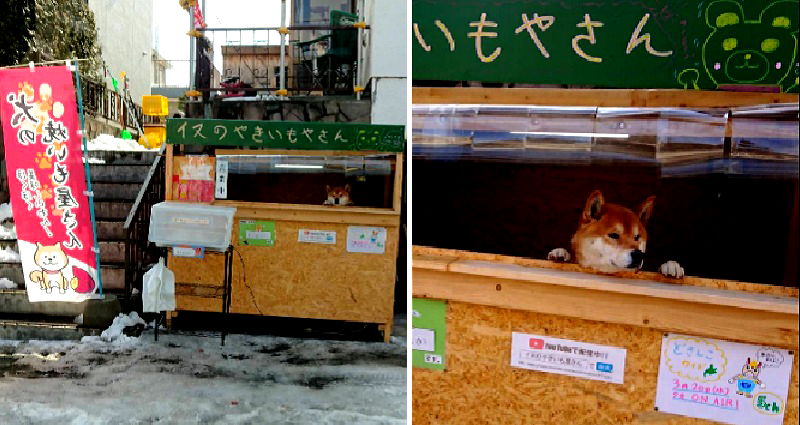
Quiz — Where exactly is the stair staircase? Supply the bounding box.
[0,149,161,340]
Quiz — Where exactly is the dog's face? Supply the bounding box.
[326,184,351,206]
[571,190,654,272]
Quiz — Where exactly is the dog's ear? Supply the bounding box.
[582,190,605,222]
[326,185,331,193]
[344,184,351,193]
[637,196,656,225]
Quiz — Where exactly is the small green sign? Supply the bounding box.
[412,298,447,370]
[238,220,275,246]
[167,119,406,152]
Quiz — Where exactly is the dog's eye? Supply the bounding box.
[634,235,640,241]
[607,233,619,239]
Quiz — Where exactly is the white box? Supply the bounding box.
[148,202,236,251]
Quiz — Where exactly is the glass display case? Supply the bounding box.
[412,103,798,286]
[216,153,397,208]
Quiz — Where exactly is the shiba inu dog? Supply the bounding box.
[324,184,353,206]
[548,190,684,278]
[29,242,78,294]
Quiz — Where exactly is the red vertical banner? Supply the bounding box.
[0,65,98,302]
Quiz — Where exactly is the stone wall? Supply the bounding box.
[199,97,371,123]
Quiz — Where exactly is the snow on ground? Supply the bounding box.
[87,134,157,152]
[0,278,16,289]
[0,246,20,262]
[0,318,407,424]
[0,203,12,222]
[0,224,16,240]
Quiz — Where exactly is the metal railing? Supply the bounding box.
[123,145,166,299]
[153,23,367,96]
[80,78,143,132]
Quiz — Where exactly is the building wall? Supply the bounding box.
[221,46,293,90]
[87,0,154,103]
[365,0,407,125]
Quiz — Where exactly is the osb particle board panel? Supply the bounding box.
[171,219,398,324]
[412,301,799,425]
[413,246,800,298]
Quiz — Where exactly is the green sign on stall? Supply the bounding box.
[238,220,275,247]
[412,298,447,371]
[167,119,406,152]
[412,0,799,92]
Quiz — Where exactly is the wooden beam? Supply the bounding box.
[214,200,401,226]
[413,259,799,348]
[392,152,404,212]
[412,87,799,108]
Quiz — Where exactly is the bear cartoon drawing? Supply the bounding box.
[28,242,77,294]
[678,0,799,92]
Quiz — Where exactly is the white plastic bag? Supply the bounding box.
[142,258,175,313]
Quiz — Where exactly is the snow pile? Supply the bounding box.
[0,246,20,262]
[0,203,13,221]
[0,225,17,240]
[0,277,17,288]
[87,133,157,152]
[86,312,146,343]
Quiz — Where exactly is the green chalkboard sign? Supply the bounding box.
[167,119,406,152]
[412,0,799,92]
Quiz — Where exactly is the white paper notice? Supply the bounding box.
[412,328,435,352]
[215,159,228,199]
[655,334,794,425]
[346,226,386,254]
[298,229,336,245]
[510,332,627,384]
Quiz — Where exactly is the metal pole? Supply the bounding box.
[73,60,104,297]
[355,0,365,100]
[189,5,196,89]
[279,0,287,98]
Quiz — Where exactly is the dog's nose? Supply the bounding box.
[629,250,644,268]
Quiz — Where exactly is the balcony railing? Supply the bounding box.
[80,78,143,132]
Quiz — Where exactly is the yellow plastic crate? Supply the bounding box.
[141,95,169,116]
[140,126,166,149]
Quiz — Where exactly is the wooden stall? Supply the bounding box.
[163,119,405,341]
[412,246,799,424]
[411,85,800,423]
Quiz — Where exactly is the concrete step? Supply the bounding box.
[0,290,85,316]
[90,165,151,183]
[0,318,102,341]
[94,201,133,220]
[0,291,120,323]
[0,264,125,290]
[96,220,126,240]
[0,240,125,265]
[93,183,141,201]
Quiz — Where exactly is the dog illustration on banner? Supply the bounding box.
[28,242,95,294]
[728,357,767,398]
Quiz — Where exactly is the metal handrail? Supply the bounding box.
[123,144,167,299]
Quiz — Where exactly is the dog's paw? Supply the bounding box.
[547,248,571,263]
[660,261,684,279]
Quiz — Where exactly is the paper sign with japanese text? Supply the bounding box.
[0,65,99,302]
[655,333,794,425]
[510,332,627,384]
[346,226,387,254]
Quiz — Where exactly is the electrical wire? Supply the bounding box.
[233,247,263,315]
